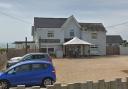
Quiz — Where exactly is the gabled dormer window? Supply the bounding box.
[70,29,74,37]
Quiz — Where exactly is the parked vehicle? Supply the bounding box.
[8,57,22,63]
[7,53,52,68]
[0,60,56,89]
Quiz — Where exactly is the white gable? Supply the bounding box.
[61,15,81,38]
[61,15,81,28]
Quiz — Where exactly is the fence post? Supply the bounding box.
[81,83,87,89]
[17,85,25,89]
[25,37,28,54]
[38,36,41,52]
[98,80,105,89]
[109,81,116,89]
[115,78,122,89]
[61,85,68,89]
[47,85,54,89]
[54,83,61,89]
[125,77,128,89]
[6,43,8,59]
[73,83,81,89]
[86,81,93,89]
[105,82,110,89]
[32,86,40,89]
[67,83,75,89]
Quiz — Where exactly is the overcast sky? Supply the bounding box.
[0,0,128,43]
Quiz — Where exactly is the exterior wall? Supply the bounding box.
[15,43,36,49]
[34,28,64,44]
[40,44,63,57]
[120,46,128,55]
[62,17,81,39]
[82,30,106,55]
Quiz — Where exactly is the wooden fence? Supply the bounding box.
[2,77,128,89]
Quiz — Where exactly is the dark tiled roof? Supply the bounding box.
[34,17,67,28]
[106,35,123,43]
[79,23,106,31]
[14,41,35,44]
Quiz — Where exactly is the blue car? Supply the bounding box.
[0,61,56,89]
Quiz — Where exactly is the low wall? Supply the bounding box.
[2,77,128,89]
[47,78,128,89]
[120,46,128,55]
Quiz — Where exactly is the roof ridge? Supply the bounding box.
[34,17,67,19]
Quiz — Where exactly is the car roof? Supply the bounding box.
[26,53,49,55]
[8,60,52,70]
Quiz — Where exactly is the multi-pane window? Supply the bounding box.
[91,33,97,39]
[70,29,74,37]
[47,31,54,37]
[90,45,99,52]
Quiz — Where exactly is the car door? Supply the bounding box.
[6,64,32,86]
[30,63,49,85]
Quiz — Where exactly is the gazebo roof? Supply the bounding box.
[63,37,92,45]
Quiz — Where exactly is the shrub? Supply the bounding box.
[49,52,56,58]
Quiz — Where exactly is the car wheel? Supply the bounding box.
[42,78,53,87]
[0,80,9,89]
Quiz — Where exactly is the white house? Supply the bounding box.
[32,15,106,57]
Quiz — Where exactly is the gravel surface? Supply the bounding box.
[53,56,128,84]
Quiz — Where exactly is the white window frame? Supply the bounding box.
[47,31,54,38]
[91,33,97,39]
[70,29,74,38]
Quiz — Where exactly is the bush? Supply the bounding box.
[0,48,6,53]
[49,52,56,58]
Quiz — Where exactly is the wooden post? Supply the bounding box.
[73,83,81,89]
[67,83,75,89]
[54,83,61,89]
[81,83,87,89]
[39,36,41,52]
[126,77,128,89]
[115,78,122,89]
[98,80,105,89]
[61,85,68,89]
[86,81,93,89]
[25,37,27,54]
[47,85,54,89]
[6,43,8,59]
[105,82,110,89]
[93,82,98,89]
[109,81,116,89]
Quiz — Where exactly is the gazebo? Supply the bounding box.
[63,37,92,57]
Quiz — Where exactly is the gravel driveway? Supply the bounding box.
[53,55,128,84]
